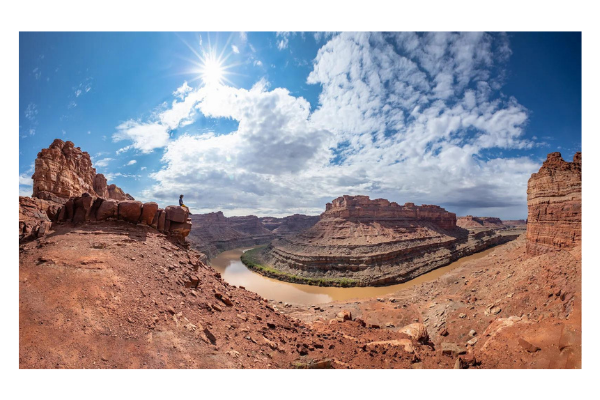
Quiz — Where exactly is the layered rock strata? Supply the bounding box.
[261,214,320,236]
[189,212,319,259]
[526,152,582,256]
[31,139,133,202]
[189,212,275,258]
[457,216,504,229]
[253,195,513,287]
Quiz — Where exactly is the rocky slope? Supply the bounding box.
[254,196,515,286]
[282,235,580,368]
[20,221,459,369]
[188,212,318,259]
[31,139,133,203]
[526,152,582,256]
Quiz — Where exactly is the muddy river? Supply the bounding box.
[209,246,496,305]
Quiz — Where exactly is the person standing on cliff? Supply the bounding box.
[179,194,192,215]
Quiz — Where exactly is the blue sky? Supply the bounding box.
[19,32,581,219]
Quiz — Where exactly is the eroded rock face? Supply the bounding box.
[32,139,98,200]
[526,152,582,256]
[323,195,457,230]
[256,195,512,286]
[457,216,504,229]
[107,184,134,201]
[19,196,58,242]
[31,139,133,202]
[96,199,118,221]
[141,202,159,225]
[93,174,109,199]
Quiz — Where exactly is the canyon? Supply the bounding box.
[248,195,518,286]
[18,142,582,369]
[188,212,319,258]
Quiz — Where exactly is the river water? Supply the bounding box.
[209,247,496,305]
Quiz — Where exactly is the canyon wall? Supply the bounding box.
[323,195,457,230]
[189,212,319,258]
[31,139,133,202]
[255,195,513,286]
[526,152,582,256]
[456,216,504,229]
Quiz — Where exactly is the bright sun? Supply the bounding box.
[201,56,224,85]
[183,35,238,87]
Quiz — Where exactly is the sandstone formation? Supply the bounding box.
[107,183,134,201]
[40,195,192,242]
[188,212,319,259]
[457,216,504,229]
[252,195,516,286]
[502,220,527,227]
[31,139,133,202]
[261,214,320,236]
[526,152,581,256]
[189,212,274,258]
[19,196,60,242]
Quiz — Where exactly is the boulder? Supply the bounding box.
[169,221,191,238]
[140,202,158,225]
[398,323,429,343]
[441,342,466,357]
[165,205,189,223]
[96,199,118,220]
[118,201,143,223]
[336,310,352,322]
[150,209,161,229]
[19,196,54,243]
[157,210,166,231]
[72,194,95,223]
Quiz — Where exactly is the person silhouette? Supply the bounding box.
[179,195,192,215]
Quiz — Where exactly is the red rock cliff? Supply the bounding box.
[322,195,456,230]
[31,139,133,202]
[526,152,581,256]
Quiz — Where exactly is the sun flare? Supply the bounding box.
[201,55,224,85]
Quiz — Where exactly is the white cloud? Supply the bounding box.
[231,45,240,54]
[29,129,36,136]
[239,32,247,43]
[113,121,170,154]
[19,173,32,186]
[95,158,114,168]
[25,103,38,121]
[140,166,147,171]
[116,145,131,155]
[276,32,290,50]
[173,81,192,100]
[253,60,263,67]
[126,160,137,166]
[124,32,540,219]
[104,172,141,181]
